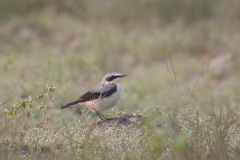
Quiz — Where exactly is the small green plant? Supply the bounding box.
[4,85,56,132]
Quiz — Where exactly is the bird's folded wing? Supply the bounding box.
[79,83,117,102]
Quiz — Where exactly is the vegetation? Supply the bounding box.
[1,0,240,159]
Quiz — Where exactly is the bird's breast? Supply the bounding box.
[87,83,123,112]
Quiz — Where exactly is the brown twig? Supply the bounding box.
[78,77,107,124]
[0,98,11,106]
[45,88,55,132]
[183,60,208,107]
[167,54,180,107]
[178,60,208,121]
[167,55,209,134]
[167,63,174,81]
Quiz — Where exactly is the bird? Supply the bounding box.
[61,72,127,120]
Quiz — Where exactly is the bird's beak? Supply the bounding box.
[120,75,127,78]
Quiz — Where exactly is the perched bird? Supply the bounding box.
[61,72,127,120]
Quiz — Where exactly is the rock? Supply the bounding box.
[92,115,143,133]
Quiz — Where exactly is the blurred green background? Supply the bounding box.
[1,0,240,116]
[1,0,240,159]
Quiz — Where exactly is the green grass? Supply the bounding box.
[1,0,240,159]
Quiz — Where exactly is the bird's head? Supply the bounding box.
[101,72,127,84]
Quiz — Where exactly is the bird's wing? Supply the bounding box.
[61,83,117,109]
[79,83,117,102]
[61,99,82,109]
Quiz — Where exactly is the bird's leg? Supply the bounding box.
[96,111,109,120]
[96,112,105,120]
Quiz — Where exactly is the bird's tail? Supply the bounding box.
[61,100,81,109]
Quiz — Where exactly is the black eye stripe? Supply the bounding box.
[106,75,120,81]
